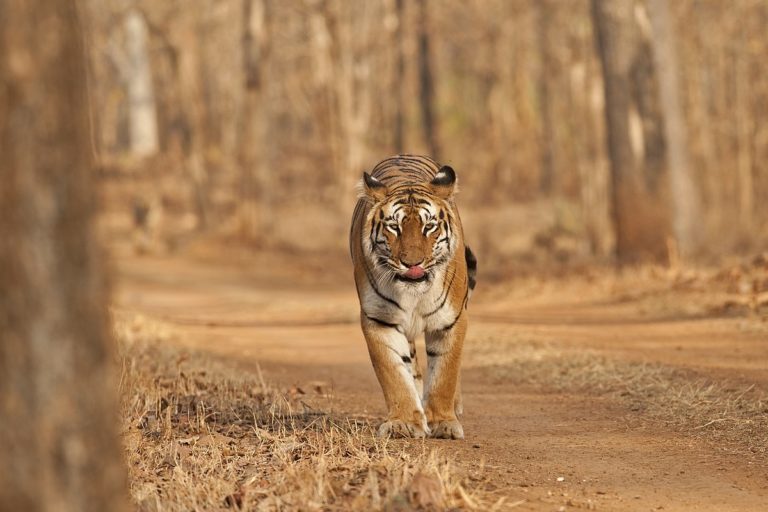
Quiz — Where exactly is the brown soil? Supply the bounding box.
[114,253,768,511]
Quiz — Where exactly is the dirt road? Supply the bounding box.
[114,254,768,511]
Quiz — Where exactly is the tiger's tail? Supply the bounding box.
[465,246,477,294]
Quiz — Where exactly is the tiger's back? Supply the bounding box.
[349,155,476,439]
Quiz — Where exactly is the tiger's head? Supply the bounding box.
[361,166,458,285]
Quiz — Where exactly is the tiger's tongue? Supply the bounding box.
[404,266,425,279]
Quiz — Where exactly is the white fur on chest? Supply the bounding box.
[361,268,457,341]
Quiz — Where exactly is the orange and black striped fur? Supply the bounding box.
[350,155,477,439]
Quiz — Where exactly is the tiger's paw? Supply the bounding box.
[429,419,464,440]
[378,418,430,439]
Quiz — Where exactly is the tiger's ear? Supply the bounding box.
[361,172,387,201]
[429,165,457,199]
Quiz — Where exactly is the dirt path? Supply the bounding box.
[114,255,768,511]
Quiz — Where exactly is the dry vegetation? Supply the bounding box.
[469,336,768,462]
[5,0,768,509]
[113,254,768,510]
[468,255,768,461]
[480,252,768,320]
[117,314,508,511]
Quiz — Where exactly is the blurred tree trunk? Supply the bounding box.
[648,0,701,257]
[416,0,440,159]
[143,5,210,229]
[392,0,406,154]
[536,0,557,195]
[591,0,670,264]
[176,12,210,229]
[238,0,273,244]
[575,22,614,258]
[143,14,186,154]
[629,10,666,195]
[124,10,159,157]
[0,1,128,511]
[309,1,373,208]
[337,4,373,202]
[733,31,754,229]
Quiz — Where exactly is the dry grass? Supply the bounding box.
[469,335,768,460]
[116,314,503,511]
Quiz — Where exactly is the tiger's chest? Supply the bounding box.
[361,271,458,340]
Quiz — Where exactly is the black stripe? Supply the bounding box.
[430,254,448,267]
[426,269,456,317]
[362,259,404,311]
[396,154,440,170]
[437,309,463,332]
[365,314,400,329]
[350,200,366,257]
[388,183,431,194]
[370,217,379,247]
[426,349,446,357]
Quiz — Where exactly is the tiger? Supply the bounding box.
[349,154,477,440]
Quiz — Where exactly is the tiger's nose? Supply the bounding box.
[400,255,424,268]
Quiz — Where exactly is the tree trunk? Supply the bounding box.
[392,0,406,154]
[416,0,440,159]
[591,0,670,264]
[176,13,210,229]
[648,0,701,257]
[309,1,373,208]
[733,30,754,230]
[124,9,159,157]
[536,0,558,195]
[238,0,273,244]
[0,1,128,511]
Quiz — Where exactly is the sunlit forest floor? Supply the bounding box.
[112,246,767,511]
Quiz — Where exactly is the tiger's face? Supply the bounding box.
[362,166,457,284]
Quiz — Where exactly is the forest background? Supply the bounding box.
[88,0,768,270]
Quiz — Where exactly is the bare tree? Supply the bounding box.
[79,0,768,259]
[416,0,440,159]
[124,9,159,157]
[239,0,273,244]
[591,0,670,264]
[141,1,210,228]
[535,0,558,195]
[392,0,406,153]
[309,1,375,206]
[648,0,701,257]
[0,1,128,510]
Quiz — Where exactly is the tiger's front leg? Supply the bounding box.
[361,314,429,438]
[424,312,467,439]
